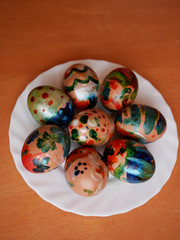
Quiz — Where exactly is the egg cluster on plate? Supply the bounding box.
[21,64,167,197]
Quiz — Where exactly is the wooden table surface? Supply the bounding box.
[0,0,179,239]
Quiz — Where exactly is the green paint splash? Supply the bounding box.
[143,106,158,135]
[123,104,141,132]
[64,76,99,92]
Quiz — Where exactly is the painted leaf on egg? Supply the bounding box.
[113,164,125,179]
[36,134,57,153]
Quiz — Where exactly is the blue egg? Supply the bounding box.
[103,139,155,183]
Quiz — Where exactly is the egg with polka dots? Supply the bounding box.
[68,109,115,146]
[65,147,109,197]
[27,85,74,127]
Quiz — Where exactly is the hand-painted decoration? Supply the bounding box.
[100,68,138,111]
[68,109,115,146]
[27,85,74,127]
[103,139,155,183]
[65,147,109,196]
[115,104,167,143]
[63,64,99,109]
[21,125,70,173]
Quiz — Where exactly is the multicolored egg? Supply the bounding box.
[27,85,74,127]
[68,109,115,146]
[103,139,155,183]
[115,104,167,143]
[100,68,138,111]
[21,125,70,173]
[65,147,109,196]
[63,64,99,109]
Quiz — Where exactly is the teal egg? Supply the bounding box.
[115,104,167,143]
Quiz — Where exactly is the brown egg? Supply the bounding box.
[65,147,109,197]
[21,125,70,173]
[68,109,115,146]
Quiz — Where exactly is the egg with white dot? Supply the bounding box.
[68,109,115,146]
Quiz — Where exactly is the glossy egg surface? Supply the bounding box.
[27,85,74,127]
[65,147,109,196]
[63,64,99,109]
[103,139,155,183]
[69,109,115,146]
[21,125,70,173]
[116,104,167,143]
[100,68,138,111]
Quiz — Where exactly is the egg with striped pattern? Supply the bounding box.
[115,104,167,143]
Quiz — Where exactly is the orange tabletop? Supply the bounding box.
[0,0,180,239]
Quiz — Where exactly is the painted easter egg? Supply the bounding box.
[63,63,99,109]
[27,85,74,127]
[115,104,167,143]
[65,147,109,196]
[100,68,138,111]
[68,109,115,146]
[21,125,70,173]
[103,139,155,183]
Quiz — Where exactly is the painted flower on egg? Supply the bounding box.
[63,64,99,109]
[21,125,70,173]
[100,68,138,111]
[65,147,109,196]
[68,109,115,146]
[103,139,155,183]
[27,85,74,127]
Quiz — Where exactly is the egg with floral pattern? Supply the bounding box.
[65,147,109,196]
[27,85,74,127]
[115,104,167,143]
[21,125,70,173]
[68,109,115,146]
[100,68,138,111]
[63,64,99,109]
[103,139,155,183]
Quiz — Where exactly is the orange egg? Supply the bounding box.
[65,147,109,197]
[63,64,99,109]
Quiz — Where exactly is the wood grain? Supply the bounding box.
[0,0,179,239]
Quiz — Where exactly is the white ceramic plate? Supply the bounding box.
[9,59,179,217]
